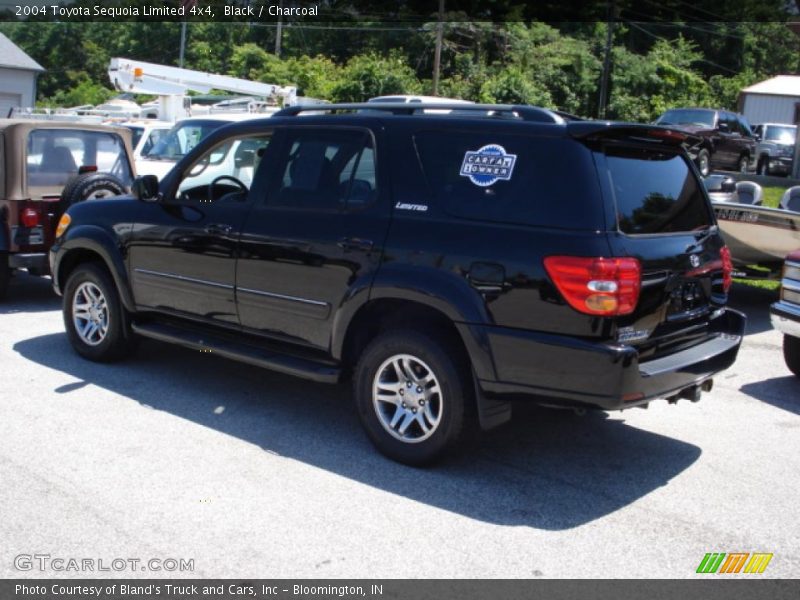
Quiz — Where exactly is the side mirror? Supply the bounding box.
[133,175,160,202]
[718,122,730,133]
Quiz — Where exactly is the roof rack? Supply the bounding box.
[272,102,572,124]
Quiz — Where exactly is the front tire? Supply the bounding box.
[354,330,469,465]
[738,154,750,173]
[784,335,800,378]
[63,263,136,362]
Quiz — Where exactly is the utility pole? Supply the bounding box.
[432,0,444,95]
[275,1,283,57]
[598,0,615,119]
[179,21,187,68]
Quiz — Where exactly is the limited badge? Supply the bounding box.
[460,144,517,187]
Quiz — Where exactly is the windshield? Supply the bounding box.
[656,109,715,128]
[143,120,229,161]
[765,125,796,144]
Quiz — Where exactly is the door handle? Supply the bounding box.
[205,223,234,235]
[337,237,374,252]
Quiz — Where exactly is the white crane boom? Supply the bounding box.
[108,57,297,121]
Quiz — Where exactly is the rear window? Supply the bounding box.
[26,129,133,189]
[606,147,713,235]
[413,131,603,230]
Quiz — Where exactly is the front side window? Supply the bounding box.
[266,129,376,210]
[176,133,272,203]
[26,129,133,188]
[606,147,713,235]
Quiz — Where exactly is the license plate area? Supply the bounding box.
[12,225,44,246]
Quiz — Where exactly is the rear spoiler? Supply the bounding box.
[567,122,702,147]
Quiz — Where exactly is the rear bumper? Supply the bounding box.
[8,252,49,272]
[474,309,746,410]
[771,301,800,338]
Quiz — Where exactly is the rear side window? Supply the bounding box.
[606,147,713,235]
[413,131,603,230]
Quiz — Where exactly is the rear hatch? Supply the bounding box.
[573,124,731,359]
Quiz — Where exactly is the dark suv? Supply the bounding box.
[655,108,757,177]
[50,103,745,464]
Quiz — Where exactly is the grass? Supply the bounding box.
[762,186,784,208]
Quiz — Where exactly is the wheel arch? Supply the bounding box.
[56,226,135,311]
[332,268,496,382]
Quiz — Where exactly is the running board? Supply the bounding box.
[131,322,341,384]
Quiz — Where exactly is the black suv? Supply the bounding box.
[50,103,746,464]
[655,108,757,177]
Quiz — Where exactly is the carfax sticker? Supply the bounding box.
[460,144,517,187]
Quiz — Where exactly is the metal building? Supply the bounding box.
[0,33,45,118]
[740,76,800,126]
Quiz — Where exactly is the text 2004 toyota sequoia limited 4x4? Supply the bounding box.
[49,103,746,465]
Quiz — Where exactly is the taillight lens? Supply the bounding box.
[20,207,40,228]
[720,246,733,293]
[544,256,641,316]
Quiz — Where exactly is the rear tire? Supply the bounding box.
[756,156,770,176]
[0,252,10,301]
[63,263,136,362]
[354,329,469,465]
[784,335,800,378]
[696,149,711,177]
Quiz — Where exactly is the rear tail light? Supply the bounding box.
[20,207,40,228]
[544,256,641,316]
[720,246,733,293]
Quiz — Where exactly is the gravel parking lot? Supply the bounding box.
[1,272,797,578]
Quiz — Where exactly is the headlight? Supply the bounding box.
[780,145,794,157]
[55,213,71,238]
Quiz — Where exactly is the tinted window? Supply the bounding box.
[413,131,602,230]
[267,129,375,210]
[606,147,712,235]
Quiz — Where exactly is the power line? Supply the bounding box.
[625,21,739,74]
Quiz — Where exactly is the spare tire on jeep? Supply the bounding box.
[60,172,127,207]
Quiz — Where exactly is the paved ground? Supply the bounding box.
[0,272,797,579]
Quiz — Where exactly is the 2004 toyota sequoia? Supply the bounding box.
[50,103,745,464]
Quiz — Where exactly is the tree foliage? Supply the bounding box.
[1,18,799,119]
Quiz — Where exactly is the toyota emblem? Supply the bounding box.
[690,254,701,268]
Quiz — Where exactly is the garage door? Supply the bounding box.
[0,92,22,118]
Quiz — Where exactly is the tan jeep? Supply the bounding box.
[0,120,135,299]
